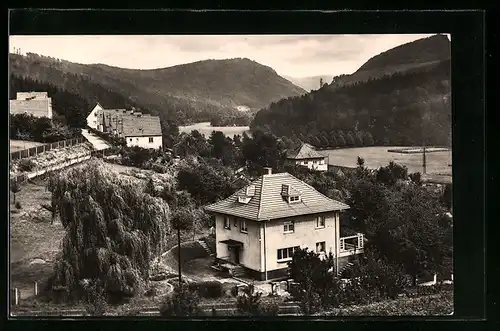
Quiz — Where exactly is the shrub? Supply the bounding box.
[18,159,36,172]
[15,201,22,209]
[85,281,108,316]
[188,281,223,298]
[160,284,202,317]
[259,298,280,316]
[151,163,168,174]
[230,285,239,298]
[236,284,276,316]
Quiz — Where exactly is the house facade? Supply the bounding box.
[10,91,53,119]
[86,103,163,150]
[205,168,364,280]
[86,103,104,130]
[285,143,328,172]
[121,113,163,149]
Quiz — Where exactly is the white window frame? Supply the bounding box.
[316,241,326,254]
[240,219,248,233]
[149,137,154,143]
[224,216,231,230]
[283,220,294,234]
[289,195,301,203]
[277,246,300,263]
[316,215,326,229]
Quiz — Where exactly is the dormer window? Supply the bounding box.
[238,185,255,204]
[281,184,302,203]
[246,185,256,197]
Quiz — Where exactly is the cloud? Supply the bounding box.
[9,34,440,77]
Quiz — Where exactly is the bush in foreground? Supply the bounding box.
[18,159,37,172]
[160,284,202,317]
[188,281,223,299]
[322,288,453,316]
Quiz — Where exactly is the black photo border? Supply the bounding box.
[4,8,488,331]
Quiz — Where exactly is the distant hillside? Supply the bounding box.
[283,75,332,92]
[9,54,305,126]
[251,34,451,147]
[329,34,451,89]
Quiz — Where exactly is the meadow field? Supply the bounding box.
[179,122,250,138]
[10,140,44,152]
[321,146,452,176]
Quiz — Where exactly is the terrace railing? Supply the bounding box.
[10,137,85,161]
[339,233,364,253]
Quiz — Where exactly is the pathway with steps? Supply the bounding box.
[81,129,111,151]
[197,239,214,256]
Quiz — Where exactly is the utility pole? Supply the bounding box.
[422,145,427,174]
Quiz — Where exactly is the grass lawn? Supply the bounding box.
[10,140,44,152]
[9,181,66,300]
[321,146,452,176]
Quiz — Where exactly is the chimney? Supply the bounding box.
[263,167,272,175]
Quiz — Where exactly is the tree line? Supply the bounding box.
[251,60,451,147]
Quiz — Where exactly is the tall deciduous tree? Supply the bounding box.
[170,207,193,285]
[345,132,356,147]
[363,131,375,146]
[242,130,285,175]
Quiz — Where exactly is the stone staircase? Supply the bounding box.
[231,265,246,278]
[338,261,355,277]
[197,239,214,257]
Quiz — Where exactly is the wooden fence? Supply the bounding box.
[10,153,92,187]
[10,137,85,161]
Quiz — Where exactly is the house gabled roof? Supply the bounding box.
[122,114,162,137]
[95,108,162,137]
[286,143,325,160]
[205,172,349,221]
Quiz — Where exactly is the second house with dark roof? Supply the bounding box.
[86,103,163,149]
[205,167,365,281]
[285,143,328,172]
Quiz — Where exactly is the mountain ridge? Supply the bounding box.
[9,54,306,126]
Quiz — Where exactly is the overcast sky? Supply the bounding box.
[9,34,449,77]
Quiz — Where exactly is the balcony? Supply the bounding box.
[339,233,364,257]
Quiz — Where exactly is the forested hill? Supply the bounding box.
[251,35,451,147]
[9,54,305,126]
[329,34,451,89]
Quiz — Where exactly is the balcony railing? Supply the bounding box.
[339,233,364,253]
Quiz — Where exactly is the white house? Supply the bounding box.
[285,143,328,171]
[10,91,53,119]
[205,168,364,280]
[86,103,104,130]
[121,113,163,149]
[87,103,163,150]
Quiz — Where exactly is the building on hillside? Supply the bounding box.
[86,103,163,149]
[86,103,104,130]
[16,92,49,100]
[205,167,365,281]
[285,143,328,171]
[121,113,163,149]
[9,91,53,119]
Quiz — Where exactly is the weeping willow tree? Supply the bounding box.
[46,159,171,302]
